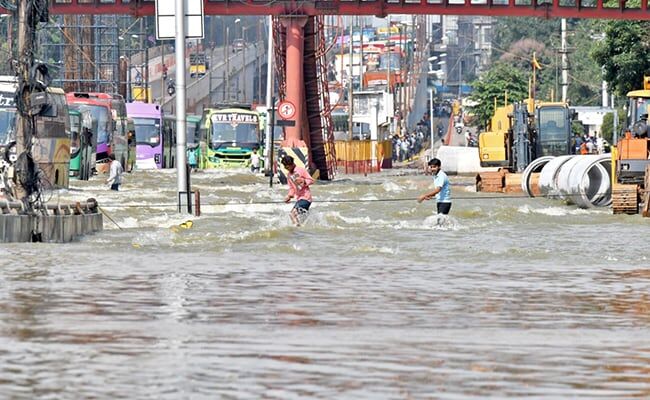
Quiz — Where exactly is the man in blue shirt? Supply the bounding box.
[417,158,452,214]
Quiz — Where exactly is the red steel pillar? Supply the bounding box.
[280,17,307,148]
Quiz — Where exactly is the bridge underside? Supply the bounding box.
[1,0,649,20]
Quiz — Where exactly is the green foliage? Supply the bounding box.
[591,20,650,96]
[571,120,585,137]
[490,18,602,107]
[468,62,528,128]
[600,111,625,142]
[491,17,560,63]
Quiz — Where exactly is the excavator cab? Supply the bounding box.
[535,103,572,157]
[478,104,513,168]
[616,87,650,184]
[611,78,650,214]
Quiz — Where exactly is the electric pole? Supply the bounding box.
[14,0,40,204]
[560,18,569,103]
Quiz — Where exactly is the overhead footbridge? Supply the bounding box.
[8,0,647,20]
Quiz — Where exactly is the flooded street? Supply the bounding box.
[1,168,650,398]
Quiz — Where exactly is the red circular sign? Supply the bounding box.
[278,100,296,120]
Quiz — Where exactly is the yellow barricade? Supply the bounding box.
[335,140,393,174]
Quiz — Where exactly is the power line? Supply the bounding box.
[94,190,618,209]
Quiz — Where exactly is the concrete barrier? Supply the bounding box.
[2,213,103,243]
[4,215,32,243]
[435,146,499,175]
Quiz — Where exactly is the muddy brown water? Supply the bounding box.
[1,168,649,398]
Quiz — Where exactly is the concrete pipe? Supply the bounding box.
[560,154,612,208]
[538,155,574,198]
[521,156,555,197]
[555,155,587,205]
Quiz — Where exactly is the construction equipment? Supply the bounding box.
[611,77,650,214]
[477,99,574,192]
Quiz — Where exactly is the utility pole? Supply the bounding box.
[359,16,364,91]
[264,15,274,176]
[226,26,230,100]
[348,17,354,141]
[242,27,247,102]
[160,41,165,108]
[14,0,39,203]
[144,17,150,103]
[174,0,188,211]
[560,18,569,103]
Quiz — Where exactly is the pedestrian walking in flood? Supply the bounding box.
[187,145,198,172]
[106,153,124,191]
[250,147,261,173]
[417,157,452,215]
[281,155,314,226]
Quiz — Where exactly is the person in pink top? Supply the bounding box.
[281,155,314,226]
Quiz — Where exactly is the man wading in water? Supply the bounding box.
[417,157,452,215]
[282,155,314,226]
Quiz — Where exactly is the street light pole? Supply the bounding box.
[226,26,230,101]
[429,88,434,157]
[145,19,150,102]
[264,15,274,176]
[160,41,165,108]
[242,26,247,102]
[174,0,188,212]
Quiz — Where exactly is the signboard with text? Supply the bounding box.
[156,0,204,40]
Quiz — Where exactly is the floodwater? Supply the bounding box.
[1,167,650,399]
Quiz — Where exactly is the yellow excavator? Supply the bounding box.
[611,77,650,215]
[477,98,574,192]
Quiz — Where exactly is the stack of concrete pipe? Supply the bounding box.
[521,154,612,208]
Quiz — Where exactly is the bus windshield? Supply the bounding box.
[70,104,110,145]
[0,108,17,145]
[209,113,259,148]
[133,118,161,146]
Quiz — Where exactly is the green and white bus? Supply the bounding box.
[199,106,262,168]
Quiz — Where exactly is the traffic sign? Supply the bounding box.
[155,0,204,40]
[278,100,296,120]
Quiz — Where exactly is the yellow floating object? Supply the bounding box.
[179,220,193,229]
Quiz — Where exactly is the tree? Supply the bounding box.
[468,62,528,128]
[491,17,560,63]
[591,20,650,96]
[600,111,625,143]
[490,18,602,106]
